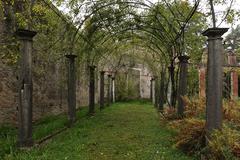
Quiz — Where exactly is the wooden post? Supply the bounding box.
[16,29,37,147]
[100,71,105,110]
[65,54,77,125]
[89,66,96,114]
[177,55,190,117]
[202,28,228,132]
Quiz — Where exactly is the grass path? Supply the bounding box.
[3,101,193,160]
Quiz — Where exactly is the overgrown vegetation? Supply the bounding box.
[160,97,240,160]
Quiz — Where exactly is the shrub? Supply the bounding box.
[182,96,205,118]
[171,120,240,159]
[164,98,240,159]
[223,100,240,124]
[161,107,179,120]
[205,126,240,159]
[171,118,206,155]
[161,96,205,120]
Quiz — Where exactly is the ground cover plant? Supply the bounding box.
[1,102,193,160]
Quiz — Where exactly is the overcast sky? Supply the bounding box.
[57,0,240,34]
[149,0,240,29]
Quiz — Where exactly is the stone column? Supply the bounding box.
[99,71,105,110]
[167,77,172,105]
[199,64,206,98]
[227,50,238,99]
[202,28,228,132]
[159,71,165,112]
[168,65,175,107]
[177,55,190,117]
[65,54,77,125]
[154,76,158,108]
[89,66,96,114]
[107,74,112,106]
[152,78,155,104]
[112,76,116,103]
[16,29,37,147]
[150,78,153,100]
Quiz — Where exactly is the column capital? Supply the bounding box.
[178,55,190,63]
[16,29,37,41]
[227,50,236,56]
[89,65,96,69]
[65,54,77,59]
[202,28,228,38]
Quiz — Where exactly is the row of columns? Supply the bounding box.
[16,29,117,147]
[89,70,116,114]
[150,28,229,134]
[150,55,189,117]
[15,27,230,146]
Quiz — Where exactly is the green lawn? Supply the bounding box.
[2,101,194,160]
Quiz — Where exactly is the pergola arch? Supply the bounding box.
[16,0,232,149]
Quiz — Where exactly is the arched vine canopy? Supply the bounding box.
[40,0,237,72]
[1,0,238,99]
[55,0,207,69]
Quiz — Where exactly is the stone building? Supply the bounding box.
[199,48,239,99]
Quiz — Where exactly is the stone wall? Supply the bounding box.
[0,57,151,125]
[114,64,152,101]
[138,64,151,99]
[0,60,92,125]
[0,61,18,124]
